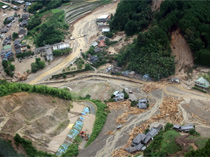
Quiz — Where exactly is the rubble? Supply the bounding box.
[143,82,168,93]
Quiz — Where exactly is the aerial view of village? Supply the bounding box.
[0,0,210,156]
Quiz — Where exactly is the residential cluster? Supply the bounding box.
[125,125,163,153]
[96,14,110,33]
[0,4,30,61]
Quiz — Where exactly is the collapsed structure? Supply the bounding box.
[113,91,124,101]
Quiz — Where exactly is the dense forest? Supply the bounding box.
[110,0,210,79]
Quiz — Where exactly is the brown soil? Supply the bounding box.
[151,0,165,12]
[143,81,168,93]
[171,29,194,73]
[0,92,70,153]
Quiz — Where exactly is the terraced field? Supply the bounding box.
[62,0,112,24]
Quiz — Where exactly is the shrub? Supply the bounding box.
[165,123,173,131]
[31,58,45,73]
[62,74,66,78]
[123,89,129,99]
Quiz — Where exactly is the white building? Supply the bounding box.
[52,42,70,51]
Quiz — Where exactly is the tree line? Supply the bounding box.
[0,80,72,100]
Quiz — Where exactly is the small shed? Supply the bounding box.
[91,41,98,47]
[102,28,110,32]
[1,27,9,33]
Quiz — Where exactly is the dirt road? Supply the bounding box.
[26,2,118,85]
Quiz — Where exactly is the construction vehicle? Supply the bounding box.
[85,134,89,141]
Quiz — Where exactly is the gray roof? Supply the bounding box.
[22,14,29,19]
[146,128,159,138]
[137,103,147,109]
[180,124,194,131]
[173,125,180,129]
[90,56,99,63]
[134,143,144,151]
[14,39,21,45]
[15,48,21,54]
[143,135,152,144]
[139,98,148,103]
[133,134,146,145]
[19,29,26,35]
[1,27,8,33]
[94,46,103,53]
[6,16,14,22]
[125,146,137,153]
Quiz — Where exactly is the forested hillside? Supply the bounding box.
[110,0,210,79]
[26,0,70,47]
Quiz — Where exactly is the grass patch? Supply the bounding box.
[161,130,182,154]
[85,99,108,147]
[195,139,208,149]
[51,9,61,13]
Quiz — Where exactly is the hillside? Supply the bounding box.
[0,92,70,152]
[110,0,210,79]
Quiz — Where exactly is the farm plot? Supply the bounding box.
[63,0,112,24]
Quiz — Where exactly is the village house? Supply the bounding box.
[195,77,210,89]
[45,47,53,61]
[19,20,28,27]
[96,15,110,22]
[18,28,27,38]
[90,56,99,64]
[1,27,9,34]
[22,14,30,20]
[137,98,149,109]
[94,46,103,53]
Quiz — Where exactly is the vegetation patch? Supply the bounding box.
[14,134,54,157]
[31,58,45,73]
[0,138,23,157]
[2,60,15,77]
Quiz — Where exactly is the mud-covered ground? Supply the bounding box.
[45,78,210,157]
